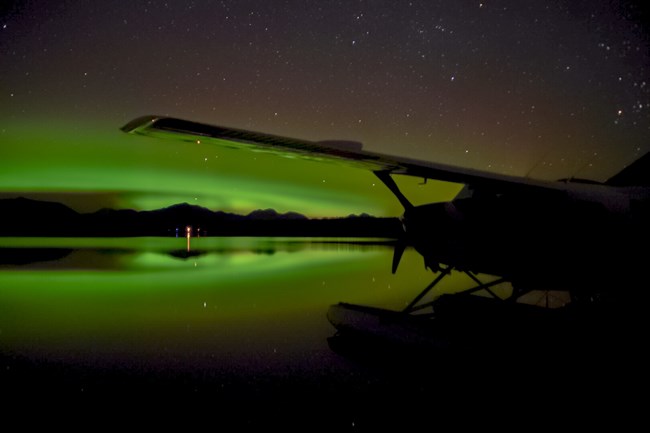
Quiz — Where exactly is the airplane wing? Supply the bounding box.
[121,115,558,195]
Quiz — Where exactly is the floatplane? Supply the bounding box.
[123,116,649,354]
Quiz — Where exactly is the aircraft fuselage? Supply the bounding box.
[400,183,648,296]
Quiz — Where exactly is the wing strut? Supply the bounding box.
[374,170,413,211]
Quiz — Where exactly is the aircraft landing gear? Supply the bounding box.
[402,265,509,316]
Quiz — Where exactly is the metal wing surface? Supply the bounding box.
[122,115,554,194]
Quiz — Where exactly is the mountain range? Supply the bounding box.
[0,197,401,237]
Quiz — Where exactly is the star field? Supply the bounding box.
[0,1,648,212]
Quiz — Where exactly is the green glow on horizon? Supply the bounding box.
[0,119,463,216]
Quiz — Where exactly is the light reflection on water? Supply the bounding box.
[0,238,426,358]
[4,236,613,426]
[0,237,477,391]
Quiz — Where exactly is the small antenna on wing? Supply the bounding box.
[566,160,592,182]
[525,148,553,179]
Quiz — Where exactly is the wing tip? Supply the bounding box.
[120,115,163,133]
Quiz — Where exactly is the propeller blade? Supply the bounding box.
[392,242,407,274]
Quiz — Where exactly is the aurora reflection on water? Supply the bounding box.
[0,237,481,373]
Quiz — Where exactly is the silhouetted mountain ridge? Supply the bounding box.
[246,208,308,220]
[0,197,401,237]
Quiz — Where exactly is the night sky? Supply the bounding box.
[1,1,648,216]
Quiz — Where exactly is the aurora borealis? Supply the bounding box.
[1,1,648,216]
[1,3,647,422]
[0,118,461,215]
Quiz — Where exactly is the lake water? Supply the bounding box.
[0,238,450,417]
[0,237,438,370]
[0,236,628,427]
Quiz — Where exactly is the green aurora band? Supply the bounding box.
[0,119,462,216]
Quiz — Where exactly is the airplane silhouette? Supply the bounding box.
[123,115,649,352]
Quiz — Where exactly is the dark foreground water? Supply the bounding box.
[0,237,639,428]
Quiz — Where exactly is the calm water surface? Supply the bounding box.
[1,238,411,360]
[0,237,630,426]
[1,238,469,391]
